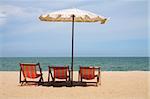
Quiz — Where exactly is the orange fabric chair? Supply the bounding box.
[19,63,43,85]
[48,66,70,82]
[78,66,101,86]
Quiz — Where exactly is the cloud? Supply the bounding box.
[0,12,7,26]
[0,4,44,16]
[0,4,44,27]
[0,5,27,17]
[0,18,6,26]
[0,7,7,26]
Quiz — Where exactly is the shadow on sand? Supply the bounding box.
[19,81,98,87]
[41,81,98,87]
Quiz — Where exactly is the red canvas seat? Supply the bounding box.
[48,66,70,82]
[19,63,43,85]
[78,66,101,86]
[80,67,95,80]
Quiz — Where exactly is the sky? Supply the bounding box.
[0,0,148,57]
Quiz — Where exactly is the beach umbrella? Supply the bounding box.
[39,8,108,84]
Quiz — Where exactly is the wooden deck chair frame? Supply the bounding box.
[78,66,101,86]
[19,63,44,86]
[48,66,70,82]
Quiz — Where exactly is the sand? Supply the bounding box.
[0,71,149,99]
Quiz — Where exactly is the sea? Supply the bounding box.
[0,57,149,71]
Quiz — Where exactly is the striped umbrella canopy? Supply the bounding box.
[39,8,108,85]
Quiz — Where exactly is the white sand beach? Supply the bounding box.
[0,71,149,99]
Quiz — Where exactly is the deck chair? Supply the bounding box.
[78,66,101,86]
[19,63,43,86]
[48,66,70,82]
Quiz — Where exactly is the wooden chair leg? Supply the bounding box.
[38,76,43,86]
[97,76,99,83]
[48,72,50,82]
[81,77,82,82]
[19,68,21,83]
[41,76,44,82]
[69,70,70,81]
[96,82,98,86]
[68,76,70,81]
[78,71,81,82]
[21,79,26,86]
[99,77,101,85]
[99,67,101,85]
[21,82,24,86]
[78,73,80,81]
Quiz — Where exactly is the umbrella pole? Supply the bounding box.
[71,15,75,86]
